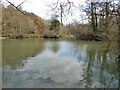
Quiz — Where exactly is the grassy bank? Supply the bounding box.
[1,33,117,42]
[1,34,75,39]
[1,34,43,39]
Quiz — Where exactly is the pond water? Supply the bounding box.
[2,38,119,88]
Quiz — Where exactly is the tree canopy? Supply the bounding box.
[49,19,60,31]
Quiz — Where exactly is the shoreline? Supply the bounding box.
[0,36,118,42]
[0,36,104,42]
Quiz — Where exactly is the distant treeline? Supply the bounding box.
[1,2,119,41]
[2,5,45,38]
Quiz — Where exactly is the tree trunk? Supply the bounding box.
[95,5,98,32]
[60,4,63,26]
[91,2,96,32]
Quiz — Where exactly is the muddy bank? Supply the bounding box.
[77,34,104,41]
[0,37,9,39]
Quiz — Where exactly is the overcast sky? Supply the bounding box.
[1,0,119,24]
[1,0,90,24]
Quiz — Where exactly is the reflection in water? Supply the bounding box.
[2,39,45,70]
[2,39,118,88]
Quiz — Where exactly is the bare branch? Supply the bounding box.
[6,0,26,15]
[17,0,27,8]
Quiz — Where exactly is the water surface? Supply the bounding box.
[2,39,118,88]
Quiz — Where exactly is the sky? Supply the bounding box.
[1,0,88,24]
[1,0,119,24]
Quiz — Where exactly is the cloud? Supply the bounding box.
[1,0,87,24]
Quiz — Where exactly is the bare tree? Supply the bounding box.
[47,0,75,25]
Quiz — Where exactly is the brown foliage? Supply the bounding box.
[2,5,45,36]
[27,13,45,34]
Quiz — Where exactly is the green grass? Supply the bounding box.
[1,35,13,37]
[65,35,75,38]
[1,34,44,39]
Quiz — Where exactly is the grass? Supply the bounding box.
[1,33,77,39]
[64,35,75,38]
[1,34,44,39]
[1,35,13,37]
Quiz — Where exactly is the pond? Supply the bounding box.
[2,38,119,88]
